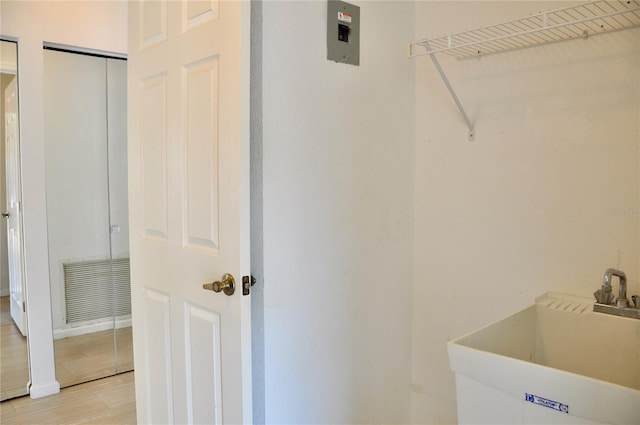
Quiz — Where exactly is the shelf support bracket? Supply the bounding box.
[426,43,475,141]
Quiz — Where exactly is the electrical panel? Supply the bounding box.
[327,0,360,66]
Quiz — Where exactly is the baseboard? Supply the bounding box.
[0,288,9,297]
[53,317,132,340]
[29,380,60,399]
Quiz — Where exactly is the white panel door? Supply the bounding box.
[4,76,26,337]
[128,1,251,424]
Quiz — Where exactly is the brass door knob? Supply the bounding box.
[203,273,235,296]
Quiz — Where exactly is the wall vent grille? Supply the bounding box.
[63,258,131,324]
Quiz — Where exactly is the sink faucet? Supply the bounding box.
[594,268,640,319]
[602,268,629,308]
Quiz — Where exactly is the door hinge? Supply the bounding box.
[23,301,26,312]
[242,275,256,296]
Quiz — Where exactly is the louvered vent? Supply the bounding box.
[64,258,131,324]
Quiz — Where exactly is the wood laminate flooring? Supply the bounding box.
[0,296,29,400]
[0,371,136,425]
[54,327,134,388]
[1,296,134,401]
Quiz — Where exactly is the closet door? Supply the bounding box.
[106,57,133,374]
[43,49,131,387]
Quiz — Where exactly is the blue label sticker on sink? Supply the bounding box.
[525,393,569,414]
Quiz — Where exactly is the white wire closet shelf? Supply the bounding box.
[409,0,640,141]
[409,0,640,59]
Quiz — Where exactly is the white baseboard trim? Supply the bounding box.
[29,380,60,399]
[53,317,132,340]
[0,288,9,297]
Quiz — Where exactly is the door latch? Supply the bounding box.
[242,275,256,296]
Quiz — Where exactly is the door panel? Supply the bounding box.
[128,1,251,423]
[184,56,219,251]
[185,303,222,424]
[183,0,218,31]
[142,287,173,423]
[140,1,168,49]
[140,74,169,240]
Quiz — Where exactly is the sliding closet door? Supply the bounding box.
[43,49,131,387]
[106,57,133,374]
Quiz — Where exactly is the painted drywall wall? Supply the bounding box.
[411,2,640,423]
[0,0,127,398]
[256,1,415,423]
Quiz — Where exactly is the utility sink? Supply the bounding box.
[448,293,640,424]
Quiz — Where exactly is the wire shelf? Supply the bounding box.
[409,0,640,59]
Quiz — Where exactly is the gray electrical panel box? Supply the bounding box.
[327,0,360,66]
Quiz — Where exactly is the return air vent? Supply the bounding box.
[64,258,131,324]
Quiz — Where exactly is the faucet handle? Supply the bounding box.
[632,295,640,309]
[594,289,615,305]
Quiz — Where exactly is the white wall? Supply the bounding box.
[0,0,127,398]
[411,2,640,423]
[255,1,415,423]
[4,0,637,418]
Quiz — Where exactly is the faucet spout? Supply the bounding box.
[603,268,628,308]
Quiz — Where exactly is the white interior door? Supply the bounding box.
[128,1,252,424]
[4,76,26,337]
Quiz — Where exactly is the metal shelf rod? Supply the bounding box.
[426,42,474,141]
[409,0,640,141]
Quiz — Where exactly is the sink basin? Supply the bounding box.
[448,293,640,424]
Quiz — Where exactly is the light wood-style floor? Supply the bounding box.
[1,296,134,400]
[1,296,136,423]
[55,327,134,389]
[0,371,136,425]
[0,296,30,400]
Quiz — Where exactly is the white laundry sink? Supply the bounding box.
[448,293,640,424]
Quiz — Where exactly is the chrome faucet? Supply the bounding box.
[594,268,619,305]
[602,268,629,308]
[593,268,639,319]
